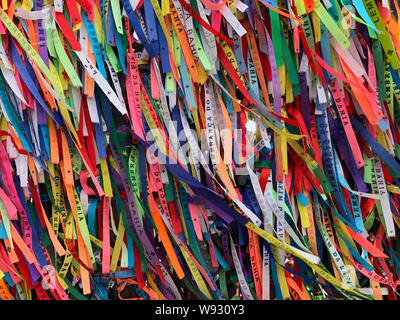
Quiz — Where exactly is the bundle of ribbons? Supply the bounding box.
[1,0,400,301]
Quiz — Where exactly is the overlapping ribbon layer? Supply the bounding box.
[0,0,400,301]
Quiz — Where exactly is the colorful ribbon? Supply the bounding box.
[0,0,399,301]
